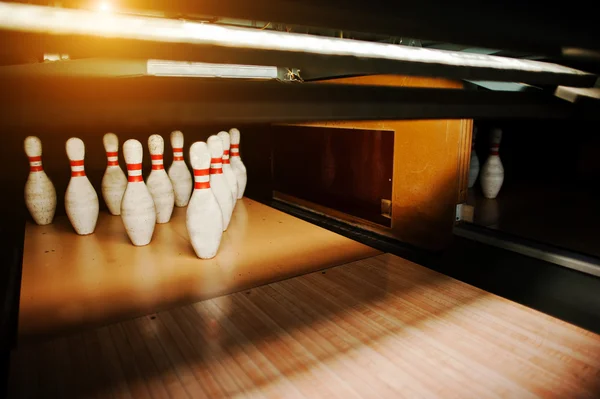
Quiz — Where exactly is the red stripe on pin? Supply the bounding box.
[223,150,230,156]
[106,151,118,157]
[230,144,239,149]
[28,156,42,162]
[194,169,209,176]
[151,155,163,160]
[107,160,119,166]
[173,147,183,152]
[128,175,143,183]
[223,159,230,164]
[210,157,223,174]
[71,171,86,177]
[173,156,184,161]
[195,181,211,189]
[70,160,84,166]
[127,163,142,170]
[152,164,164,170]
[30,166,43,172]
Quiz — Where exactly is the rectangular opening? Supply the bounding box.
[272,125,394,227]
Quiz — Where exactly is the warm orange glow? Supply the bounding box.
[97,1,112,13]
[0,2,588,77]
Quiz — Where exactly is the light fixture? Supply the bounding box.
[147,59,278,80]
[96,1,112,13]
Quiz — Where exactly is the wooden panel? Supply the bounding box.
[9,253,600,398]
[457,119,474,204]
[0,76,576,131]
[272,125,393,227]
[18,199,379,341]
[287,75,470,250]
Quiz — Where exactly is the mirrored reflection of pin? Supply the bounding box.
[480,128,504,199]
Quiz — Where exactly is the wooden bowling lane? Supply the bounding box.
[9,253,600,398]
[18,198,380,341]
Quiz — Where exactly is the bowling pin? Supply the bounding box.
[65,138,99,235]
[229,128,247,199]
[24,136,57,225]
[168,130,192,207]
[217,130,238,204]
[121,139,156,246]
[480,128,505,199]
[101,133,127,215]
[147,135,175,223]
[207,135,233,231]
[187,141,223,259]
[468,127,479,189]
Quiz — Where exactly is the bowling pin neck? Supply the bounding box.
[151,154,164,170]
[222,150,230,164]
[230,144,240,157]
[210,157,223,175]
[106,151,119,167]
[126,163,143,182]
[489,144,500,156]
[70,160,86,177]
[193,168,210,189]
[28,155,43,172]
[173,147,184,162]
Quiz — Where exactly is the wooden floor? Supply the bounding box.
[10,253,600,398]
[19,199,379,341]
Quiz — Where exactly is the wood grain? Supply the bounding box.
[10,253,600,398]
[292,74,468,251]
[18,198,379,341]
[272,125,394,227]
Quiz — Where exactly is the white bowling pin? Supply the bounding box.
[468,127,480,189]
[147,135,175,224]
[65,138,99,235]
[121,139,156,246]
[187,141,224,259]
[207,135,233,231]
[168,130,192,207]
[24,136,57,225]
[480,128,505,199]
[101,133,127,215]
[229,128,247,199]
[217,131,238,204]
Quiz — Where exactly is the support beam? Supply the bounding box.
[0,76,578,129]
